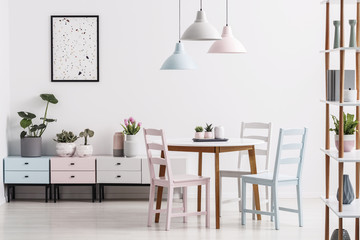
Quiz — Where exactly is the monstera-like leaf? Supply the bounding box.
[18,112,36,120]
[40,94,58,104]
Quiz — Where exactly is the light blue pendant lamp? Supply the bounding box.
[161,0,197,70]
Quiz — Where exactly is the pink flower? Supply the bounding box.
[124,119,128,126]
[138,122,142,127]
[129,117,135,124]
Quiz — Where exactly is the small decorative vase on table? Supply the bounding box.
[330,113,358,152]
[194,126,204,139]
[18,93,58,157]
[54,130,78,157]
[76,128,94,157]
[349,19,357,48]
[333,20,340,49]
[337,174,355,204]
[204,123,214,139]
[215,126,225,139]
[121,117,142,157]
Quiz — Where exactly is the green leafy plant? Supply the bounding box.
[79,129,94,145]
[330,113,359,135]
[121,117,142,135]
[204,123,213,132]
[18,94,58,138]
[53,130,78,143]
[195,126,204,132]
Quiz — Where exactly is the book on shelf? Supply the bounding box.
[326,70,355,101]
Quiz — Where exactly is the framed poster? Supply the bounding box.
[51,15,99,82]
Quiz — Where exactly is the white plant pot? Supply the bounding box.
[56,143,76,157]
[76,145,93,157]
[124,135,140,157]
[195,132,205,139]
[204,132,213,139]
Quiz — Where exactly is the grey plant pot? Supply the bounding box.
[337,174,355,204]
[21,137,42,157]
[330,229,351,240]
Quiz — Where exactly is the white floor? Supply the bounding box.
[0,198,353,240]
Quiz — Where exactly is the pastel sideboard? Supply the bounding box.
[3,156,50,202]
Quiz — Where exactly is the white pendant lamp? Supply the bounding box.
[181,0,221,41]
[208,0,246,53]
[161,0,197,70]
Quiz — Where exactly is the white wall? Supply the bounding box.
[0,0,10,204]
[7,0,325,198]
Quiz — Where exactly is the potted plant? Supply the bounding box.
[330,113,358,152]
[54,130,78,157]
[76,128,95,157]
[195,126,204,139]
[204,123,214,139]
[18,94,58,157]
[121,117,142,157]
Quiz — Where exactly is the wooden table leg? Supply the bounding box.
[215,147,220,229]
[155,151,166,223]
[248,146,262,220]
[197,152,203,212]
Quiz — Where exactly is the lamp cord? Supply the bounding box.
[226,0,229,26]
[179,0,181,42]
[200,0,203,11]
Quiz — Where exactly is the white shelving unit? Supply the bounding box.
[322,197,360,218]
[321,0,360,4]
[321,100,360,106]
[320,47,360,53]
[321,148,360,162]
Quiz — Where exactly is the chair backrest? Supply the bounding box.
[239,122,272,171]
[272,128,308,181]
[143,128,173,182]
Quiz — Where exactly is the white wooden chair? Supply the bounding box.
[144,128,210,231]
[241,128,308,230]
[219,122,272,218]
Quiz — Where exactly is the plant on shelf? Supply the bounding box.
[195,126,204,139]
[330,113,358,152]
[53,130,78,157]
[121,117,142,157]
[76,128,95,157]
[204,123,214,139]
[17,94,58,157]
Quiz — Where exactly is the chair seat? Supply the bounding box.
[154,174,210,187]
[220,169,268,177]
[242,172,298,185]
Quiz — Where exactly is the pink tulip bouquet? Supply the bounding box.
[121,117,142,135]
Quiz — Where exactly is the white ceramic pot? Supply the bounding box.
[215,126,225,139]
[124,135,140,157]
[76,145,93,157]
[56,143,76,157]
[204,132,213,139]
[335,134,355,152]
[195,132,205,139]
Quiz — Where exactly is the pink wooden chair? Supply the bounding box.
[144,128,210,231]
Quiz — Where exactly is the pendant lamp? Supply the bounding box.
[181,0,221,41]
[208,0,246,53]
[161,0,197,70]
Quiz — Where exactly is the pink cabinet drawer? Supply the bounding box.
[50,157,95,171]
[51,171,95,184]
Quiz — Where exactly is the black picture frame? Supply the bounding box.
[51,15,99,82]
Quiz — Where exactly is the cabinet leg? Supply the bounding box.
[7,186,10,203]
[45,186,48,203]
[99,185,102,203]
[54,185,57,203]
[12,186,15,200]
[57,186,60,200]
[49,185,52,200]
[92,185,96,203]
[102,185,105,200]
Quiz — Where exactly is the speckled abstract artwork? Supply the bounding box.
[51,16,99,82]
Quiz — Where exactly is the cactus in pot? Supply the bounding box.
[204,123,214,139]
[54,130,78,157]
[195,126,204,139]
[76,128,95,157]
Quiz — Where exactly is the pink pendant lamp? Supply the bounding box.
[208,0,246,53]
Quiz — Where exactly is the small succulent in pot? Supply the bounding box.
[195,126,204,139]
[204,123,214,139]
[53,130,78,157]
[76,128,95,157]
[330,113,358,152]
[18,93,58,157]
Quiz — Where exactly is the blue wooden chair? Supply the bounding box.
[241,128,308,230]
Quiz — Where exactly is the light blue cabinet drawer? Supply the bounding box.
[4,157,49,171]
[4,171,49,184]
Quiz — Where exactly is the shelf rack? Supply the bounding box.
[322,0,360,239]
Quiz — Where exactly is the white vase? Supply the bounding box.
[56,143,76,157]
[215,126,225,139]
[76,145,93,157]
[124,135,140,157]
